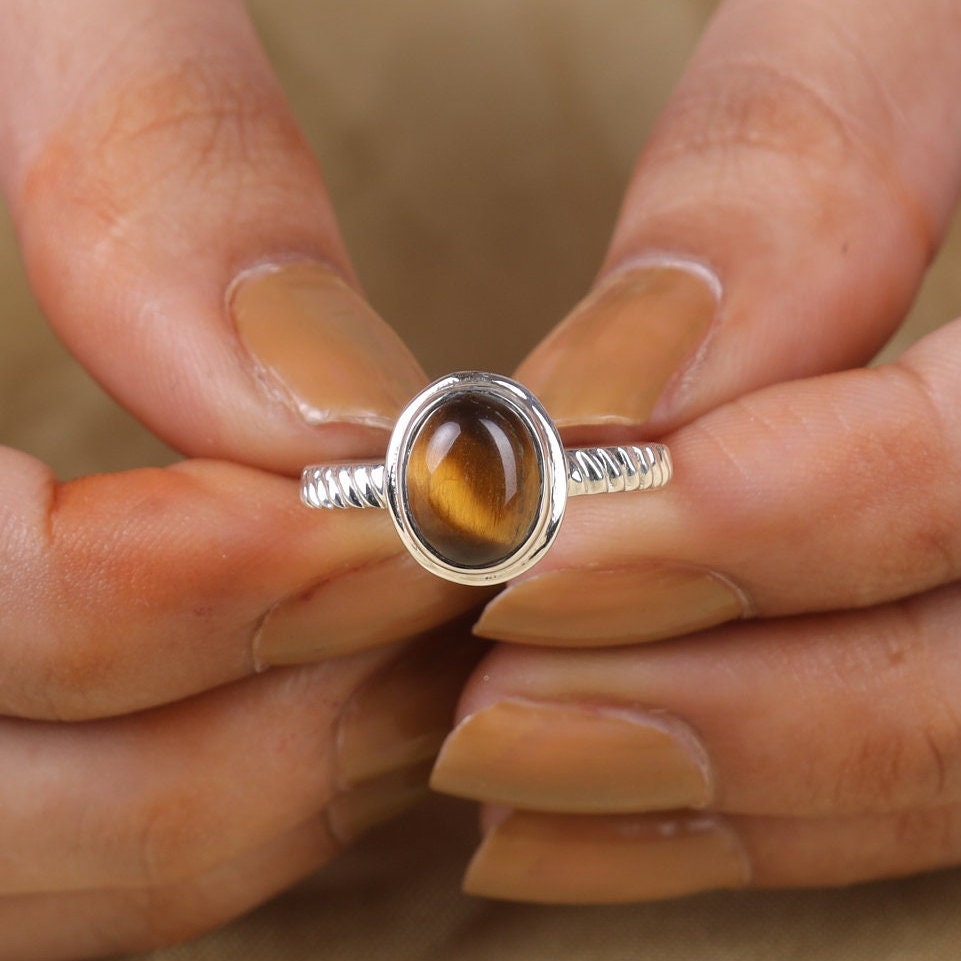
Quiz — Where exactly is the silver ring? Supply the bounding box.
[301,371,672,585]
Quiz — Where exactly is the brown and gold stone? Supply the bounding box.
[405,393,542,567]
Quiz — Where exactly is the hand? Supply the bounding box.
[0,2,476,955]
[430,0,961,902]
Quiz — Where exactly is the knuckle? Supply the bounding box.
[134,895,226,953]
[34,570,141,721]
[654,57,855,174]
[134,790,213,888]
[910,627,961,805]
[92,887,226,955]
[87,60,274,179]
[38,638,116,722]
[835,726,912,812]
[639,54,934,254]
[882,363,961,584]
[26,469,249,721]
[21,56,307,255]
[890,805,961,868]
[833,609,961,812]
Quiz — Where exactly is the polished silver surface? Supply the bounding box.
[566,444,672,497]
[303,443,673,508]
[302,464,387,510]
[383,372,568,586]
[300,371,673,585]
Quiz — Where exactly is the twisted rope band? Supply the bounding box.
[301,464,387,510]
[565,444,672,497]
[301,444,671,510]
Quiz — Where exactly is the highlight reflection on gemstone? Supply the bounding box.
[405,394,542,567]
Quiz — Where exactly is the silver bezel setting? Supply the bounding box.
[384,371,568,586]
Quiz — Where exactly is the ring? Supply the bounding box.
[301,371,672,585]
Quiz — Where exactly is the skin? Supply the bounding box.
[1,0,960,954]
[0,2,479,956]
[454,0,961,903]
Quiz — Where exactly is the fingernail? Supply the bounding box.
[431,698,710,813]
[326,761,432,844]
[230,261,425,430]
[464,811,749,903]
[474,564,746,646]
[516,261,719,428]
[333,633,485,789]
[255,551,480,666]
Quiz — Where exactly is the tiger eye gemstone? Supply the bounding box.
[405,394,542,567]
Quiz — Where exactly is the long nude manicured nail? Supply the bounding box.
[464,811,748,903]
[231,261,425,429]
[255,552,480,666]
[516,262,718,428]
[431,698,710,813]
[326,761,432,844]
[333,634,485,790]
[474,564,746,647]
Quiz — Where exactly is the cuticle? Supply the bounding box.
[250,548,407,671]
[225,255,347,311]
[248,602,278,674]
[329,644,411,793]
[601,252,725,426]
[599,251,724,302]
[647,315,721,422]
[705,567,756,620]
[324,761,434,846]
[702,814,754,886]
[330,678,375,795]
[294,397,395,431]
[322,796,354,849]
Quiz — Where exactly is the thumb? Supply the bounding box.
[517,0,961,436]
[0,0,424,475]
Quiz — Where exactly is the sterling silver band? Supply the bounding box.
[302,444,672,510]
[299,371,673,585]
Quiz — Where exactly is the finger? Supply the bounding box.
[0,763,435,961]
[434,582,961,818]
[0,813,341,960]
[476,319,961,647]
[0,453,477,719]
[0,629,481,894]
[516,0,961,437]
[460,804,961,904]
[0,0,425,475]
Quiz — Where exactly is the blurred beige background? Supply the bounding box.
[1,1,960,958]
